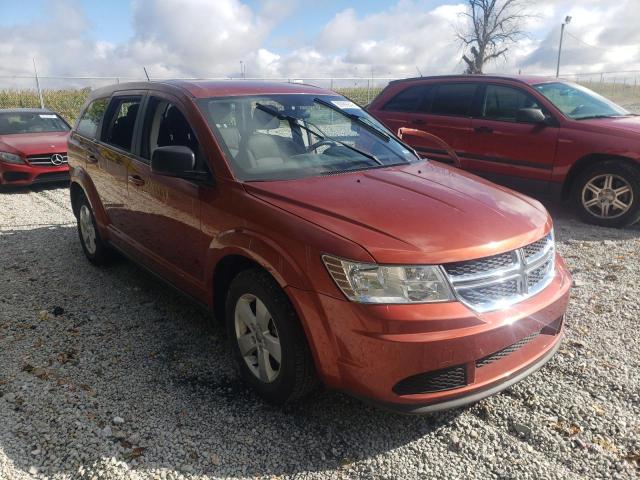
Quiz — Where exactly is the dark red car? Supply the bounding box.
[68,80,571,413]
[0,108,71,187]
[368,75,640,227]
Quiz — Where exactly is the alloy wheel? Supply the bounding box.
[234,293,282,383]
[581,174,633,219]
[79,204,97,254]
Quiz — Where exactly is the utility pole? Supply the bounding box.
[32,58,44,109]
[555,16,572,78]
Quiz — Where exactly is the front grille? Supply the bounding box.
[393,365,467,395]
[444,233,555,313]
[476,330,541,368]
[457,279,519,308]
[444,251,515,278]
[26,153,68,167]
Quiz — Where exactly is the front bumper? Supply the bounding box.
[287,255,571,412]
[0,161,69,186]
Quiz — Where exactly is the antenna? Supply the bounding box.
[33,58,44,108]
[416,66,423,77]
[143,67,150,81]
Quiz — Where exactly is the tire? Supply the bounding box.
[75,193,111,265]
[572,160,640,228]
[225,268,317,404]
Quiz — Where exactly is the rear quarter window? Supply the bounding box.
[76,98,108,139]
[382,85,430,112]
[429,83,478,116]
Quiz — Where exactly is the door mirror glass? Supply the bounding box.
[151,145,196,177]
[516,108,547,124]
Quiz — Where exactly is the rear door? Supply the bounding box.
[122,92,210,298]
[465,83,559,183]
[376,82,479,164]
[89,93,143,233]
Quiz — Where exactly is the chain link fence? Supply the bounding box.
[1,72,639,124]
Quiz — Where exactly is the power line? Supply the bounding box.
[565,32,609,51]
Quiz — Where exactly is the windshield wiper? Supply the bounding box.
[575,114,624,120]
[313,98,390,142]
[254,103,383,166]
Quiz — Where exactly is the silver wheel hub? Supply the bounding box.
[234,294,281,383]
[582,174,633,219]
[79,205,97,254]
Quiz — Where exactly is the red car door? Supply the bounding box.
[123,94,211,300]
[465,83,559,183]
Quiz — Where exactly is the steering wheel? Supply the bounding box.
[306,139,337,153]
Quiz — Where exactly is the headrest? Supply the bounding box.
[251,108,280,131]
[126,103,139,119]
[210,102,234,126]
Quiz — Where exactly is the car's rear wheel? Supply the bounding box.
[76,194,111,265]
[225,268,317,404]
[573,161,640,228]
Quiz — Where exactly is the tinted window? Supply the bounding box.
[382,85,429,112]
[141,98,200,164]
[102,97,142,152]
[483,85,541,122]
[76,99,108,139]
[430,83,477,116]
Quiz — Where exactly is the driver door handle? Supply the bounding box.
[129,174,145,187]
[474,126,493,134]
[411,119,427,125]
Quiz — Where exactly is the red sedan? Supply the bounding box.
[0,108,71,187]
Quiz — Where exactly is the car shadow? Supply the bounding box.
[0,225,460,478]
[0,181,69,194]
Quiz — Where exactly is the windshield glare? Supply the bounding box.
[533,82,629,120]
[0,112,69,135]
[198,94,418,181]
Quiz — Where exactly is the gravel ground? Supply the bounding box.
[0,184,639,480]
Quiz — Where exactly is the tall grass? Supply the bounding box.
[1,83,638,124]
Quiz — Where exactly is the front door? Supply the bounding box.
[465,84,559,184]
[123,94,210,298]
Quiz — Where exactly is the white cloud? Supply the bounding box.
[0,0,639,90]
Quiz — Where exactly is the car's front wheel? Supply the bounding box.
[225,268,317,404]
[573,161,640,228]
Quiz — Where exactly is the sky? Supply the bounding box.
[0,0,639,88]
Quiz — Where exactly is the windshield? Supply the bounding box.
[197,94,418,181]
[0,112,70,135]
[533,82,629,120]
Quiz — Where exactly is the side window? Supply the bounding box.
[429,83,478,116]
[382,85,430,112]
[76,98,108,139]
[141,97,200,164]
[102,97,142,152]
[483,85,541,122]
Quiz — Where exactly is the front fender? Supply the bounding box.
[205,228,311,294]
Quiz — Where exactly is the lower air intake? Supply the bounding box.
[393,365,467,395]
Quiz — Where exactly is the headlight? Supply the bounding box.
[322,255,454,304]
[0,152,24,164]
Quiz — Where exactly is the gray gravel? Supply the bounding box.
[0,184,639,480]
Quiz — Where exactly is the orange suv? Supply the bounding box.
[68,80,571,412]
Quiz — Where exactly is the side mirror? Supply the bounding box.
[516,108,547,124]
[151,145,210,182]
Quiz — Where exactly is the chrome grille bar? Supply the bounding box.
[443,232,555,313]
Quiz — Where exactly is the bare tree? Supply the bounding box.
[457,0,529,74]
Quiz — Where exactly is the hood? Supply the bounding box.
[0,131,69,156]
[577,115,640,138]
[245,162,552,265]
